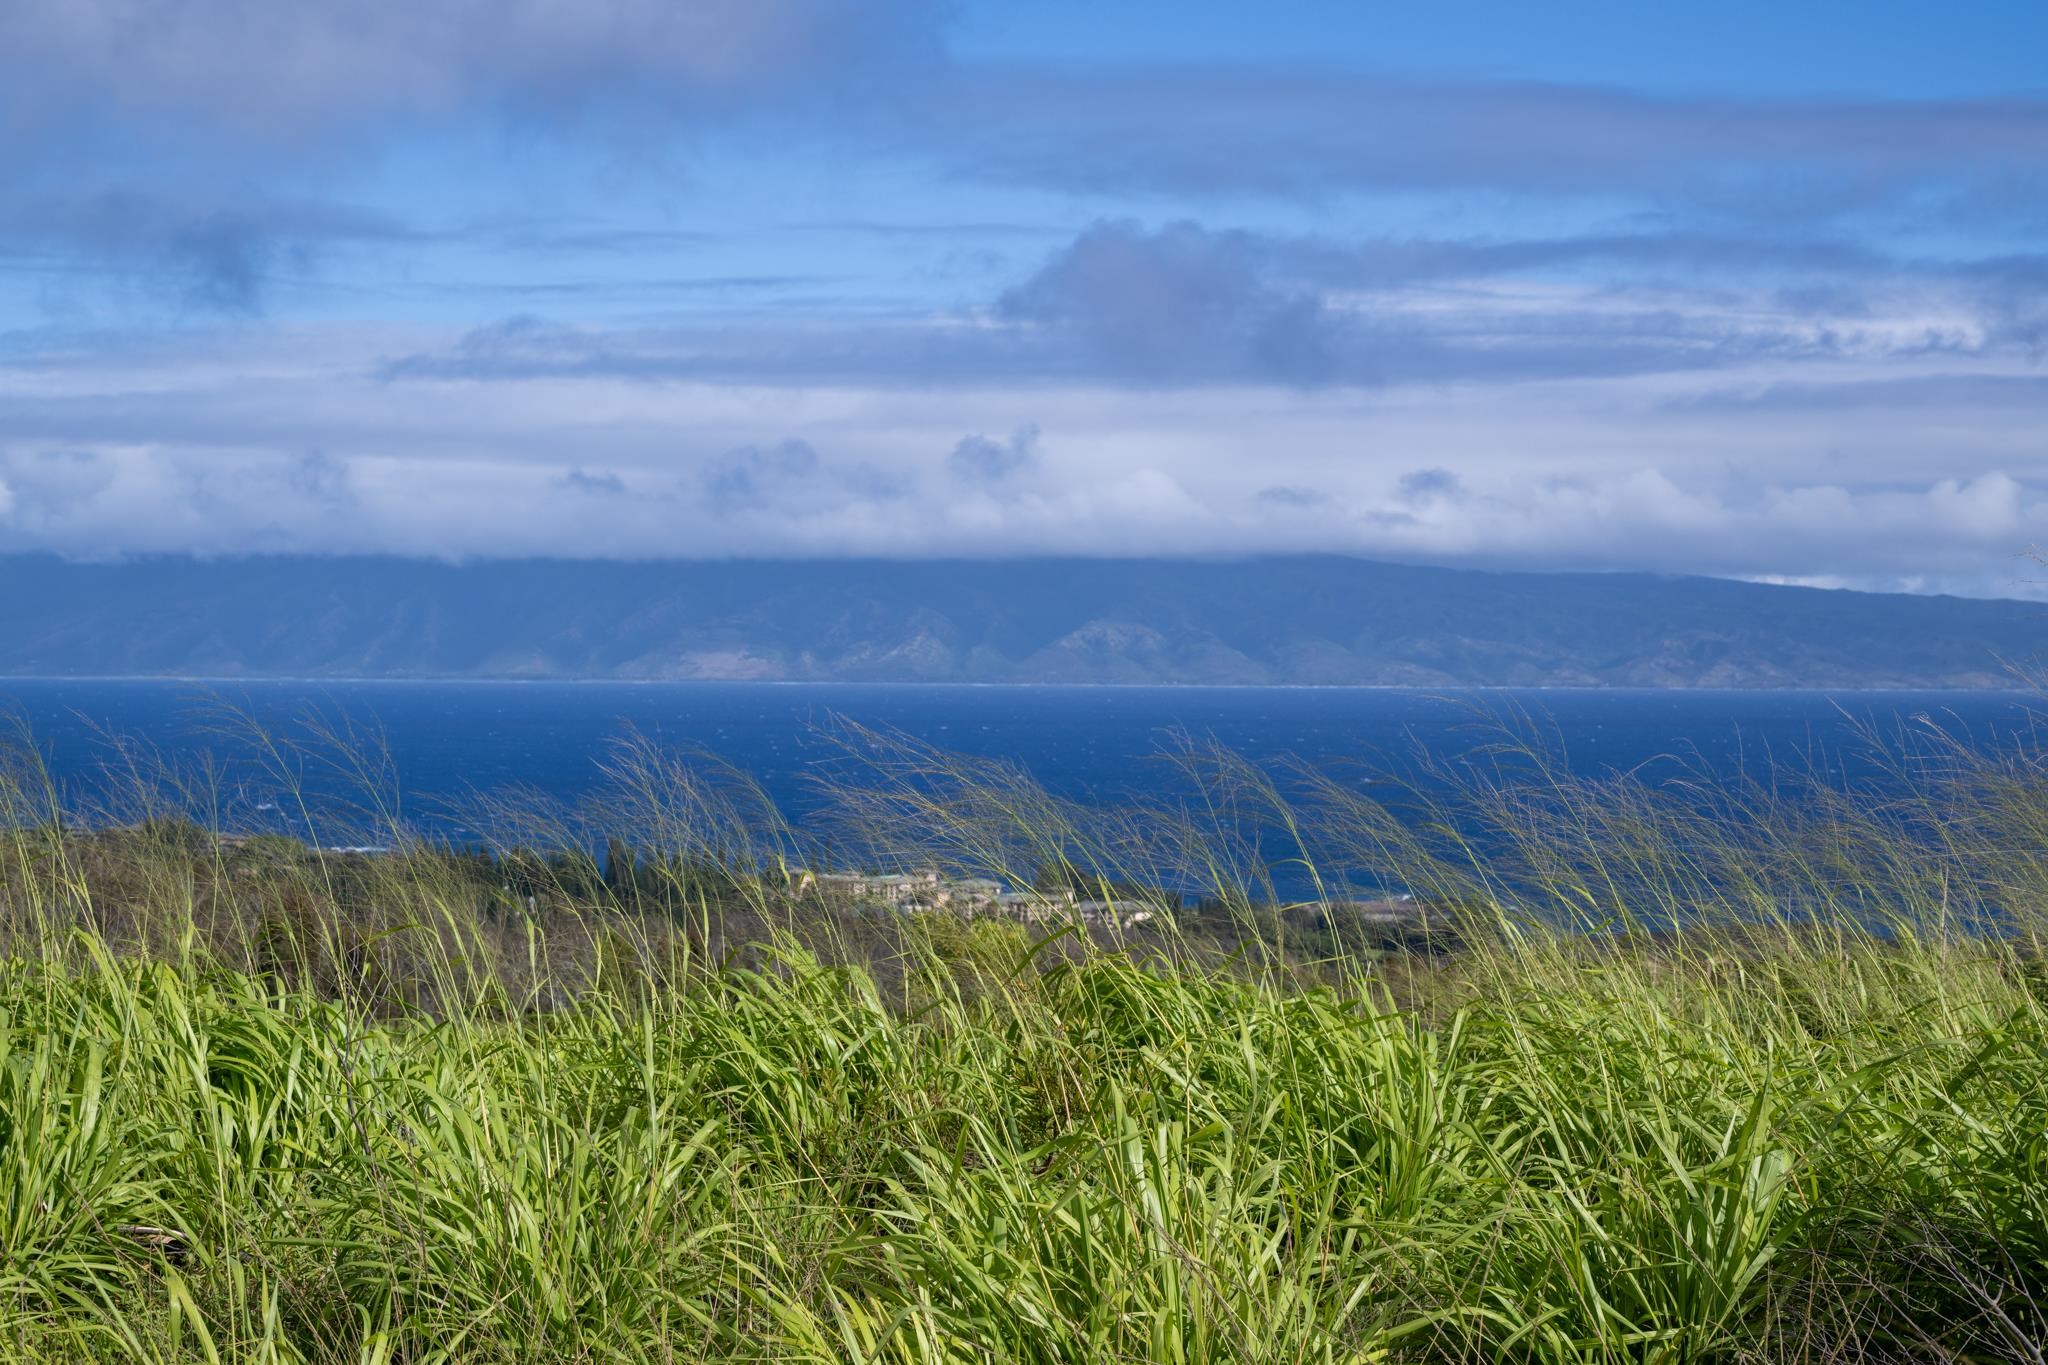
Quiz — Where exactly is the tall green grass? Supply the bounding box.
[1,708,2044,1362]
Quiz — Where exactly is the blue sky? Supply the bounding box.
[0,0,2044,595]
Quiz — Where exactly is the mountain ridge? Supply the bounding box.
[1,554,2041,688]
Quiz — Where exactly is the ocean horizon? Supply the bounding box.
[5,680,2040,879]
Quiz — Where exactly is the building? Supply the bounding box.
[797,869,1130,922]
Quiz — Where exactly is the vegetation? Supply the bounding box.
[2,711,2046,1362]
[8,552,2048,687]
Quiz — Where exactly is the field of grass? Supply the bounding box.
[2,714,2046,1362]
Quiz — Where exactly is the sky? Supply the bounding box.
[1,0,2045,596]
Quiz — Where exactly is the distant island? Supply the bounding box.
[1,553,2042,688]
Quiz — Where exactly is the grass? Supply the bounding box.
[0,709,2045,1361]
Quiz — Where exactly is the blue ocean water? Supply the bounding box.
[2,682,2041,851]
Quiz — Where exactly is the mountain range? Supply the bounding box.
[1,554,2042,688]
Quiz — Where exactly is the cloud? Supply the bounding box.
[9,3,2045,323]
[692,439,909,519]
[1662,374,2048,417]
[0,1,941,309]
[0,0,944,151]
[383,220,2043,389]
[3,0,2044,339]
[289,450,355,505]
[947,425,1039,483]
[2,232,2042,598]
[1396,468,1465,505]
[1341,469,2042,592]
[4,3,2042,236]
[0,191,410,312]
[5,301,2043,591]
[0,450,118,523]
[903,67,2048,226]
[3,5,2040,603]
[0,442,378,556]
[1256,486,1325,510]
[704,439,821,508]
[384,314,732,381]
[558,467,626,496]
[5,424,2038,598]
[997,223,1343,384]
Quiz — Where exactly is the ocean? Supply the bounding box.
[2,681,2041,854]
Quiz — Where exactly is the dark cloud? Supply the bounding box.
[0,192,409,312]
[788,219,1061,240]
[7,2,2044,319]
[692,439,910,522]
[290,451,355,506]
[386,221,2040,390]
[704,439,821,508]
[905,67,2048,225]
[443,275,825,303]
[999,222,1344,384]
[0,1,943,307]
[1,0,2043,336]
[387,315,674,381]
[1256,486,1325,509]
[1662,374,2048,416]
[1397,468,1465,504]
[947,425,1039,483]
[5,4,2040,257]
[4,3,2042,233]
[0,0,945,151]
[558,467,626,496]
[478,221,723,254]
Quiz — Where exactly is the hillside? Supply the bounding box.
[1,554,2041,687]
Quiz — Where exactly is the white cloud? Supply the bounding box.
[0,270,2043,599]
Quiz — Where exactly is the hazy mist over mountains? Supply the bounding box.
[2,555,2041,689]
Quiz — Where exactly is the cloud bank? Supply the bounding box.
[0,2,2043,598]
[382,220,2044,390]
[900,68,2048,225]
[2,292,2042,596]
